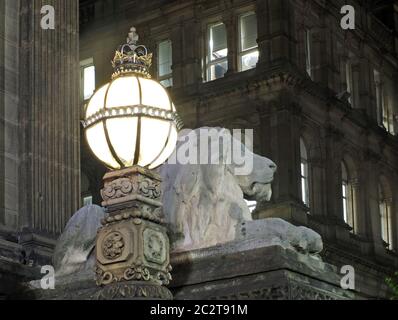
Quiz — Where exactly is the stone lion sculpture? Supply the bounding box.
[159,127,277,252]
[50,127,323,276]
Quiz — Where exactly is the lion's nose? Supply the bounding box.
[269,163,277,172]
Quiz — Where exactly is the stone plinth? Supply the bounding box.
[169,239,356,300]
[26,237,357,300]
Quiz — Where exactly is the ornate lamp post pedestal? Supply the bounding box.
[95,166,173,299]
[81,27,182,299]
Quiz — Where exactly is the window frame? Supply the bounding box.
[237,11,259,72]
[157,39,173,88]
[80,57,96,102]
[300,138,310,209]
[206,21,228,82]
[379,182,394,250]
[341,161,356,232]
[304,29,313,78]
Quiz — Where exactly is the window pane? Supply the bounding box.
[158,40,172,77]
[209,23,227,61]
[305,30,312,77]
[301,177,307,205]
[241,50,259,71]
[83,195,93,206]
[83,65,95,100]
[208,60,227,80]
[240,13,257,51]
[160,78,173,88]
[245,200,257,213]
[345,62,353,105]
[343,196,348,223]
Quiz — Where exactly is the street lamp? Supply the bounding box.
[82,27,182,300]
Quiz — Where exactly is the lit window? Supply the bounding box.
[83,195,93,206]
[305,29,313,78]
[207,22,228,81]
[245,200,257,213]
[80,58,95,101]
[374,70,395,134]
[238,12,258,72]
[341,161,356,231]
[374,70,383,126]
[345,60,354,105]
[379,181,393,250]
[158,40,173,88]
[300,138,309,208]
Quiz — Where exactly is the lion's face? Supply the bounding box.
[227,131,277,203]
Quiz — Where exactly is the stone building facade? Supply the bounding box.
[79,0,398,298]
[0,0,81,293]
[0,0,397,299]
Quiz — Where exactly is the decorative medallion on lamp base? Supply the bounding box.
[95,166,173,300]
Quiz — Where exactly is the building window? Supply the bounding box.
[341,161,356,231]
[245,200,257,213]
[83,195,93,206]
[379,180,393,250]
[345,60,354,106]
[374,70,383,126]
[238,12,258,72]
[374,70,395,134]
[304,29,313,78]
[158,40,173,88]
[80,58,95,101]
[206,22,228,81]
[300,138,310,208]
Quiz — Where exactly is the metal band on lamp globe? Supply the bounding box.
[82,29,182,170]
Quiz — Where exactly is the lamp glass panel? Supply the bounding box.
[106,117,138,167]
[86,122,120,169]
[139,78,171,111]
[149,124,178,169]
[86,84,109,118]
[106,76,140,109]
[139,117,170,167]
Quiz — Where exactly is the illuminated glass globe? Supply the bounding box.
[83,29,182,170]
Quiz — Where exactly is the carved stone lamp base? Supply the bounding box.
[95,166,172,299]
[95,281,173,300]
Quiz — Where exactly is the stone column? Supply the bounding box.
[0,0,21,231]
[170,22,184,88]
[254,96,308,225]
[364,153,384,254]
[17,0,81,259]
[394,2,398,56]
[223,11,237,75]
[324,126,344,224]
[256,0,297,70]
[308,157,327,218]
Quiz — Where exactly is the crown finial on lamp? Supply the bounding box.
[111,26,153,79]
[127,26,139,45]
